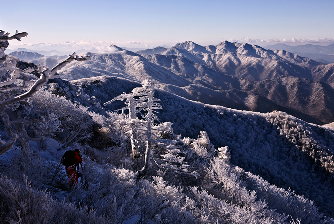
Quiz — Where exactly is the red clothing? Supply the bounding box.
[72,151,82,166]
[65,166,79,187]
[65,151,82,187]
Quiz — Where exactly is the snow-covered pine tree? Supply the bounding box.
[105,91,141,158]
[138,80,162,175]
[105,80,162,174]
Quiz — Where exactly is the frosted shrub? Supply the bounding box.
[6,146,71,192]
[209,158,259,209]
[267,111,334,174]
[243,171,332,223]
[0,174,106,224]
[190,187,287,224]
[155,122,174,139]
[218,146,230,163]
[191,131,215,158]
[87,111,126,149]
[31,89,94,147]
[205,158,289,223]
[65,160,195,223]
[206,157,334,223]
[9,147,46,185]
[0,175,55,224]
[52,201,106,224]
[150,176,197,223]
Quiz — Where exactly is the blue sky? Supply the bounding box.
[1,0,334,51]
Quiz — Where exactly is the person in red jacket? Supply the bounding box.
[65,148,82,187]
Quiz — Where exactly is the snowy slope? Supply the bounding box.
[46,75,334,219]
[57,50,191,86]
[2,44,334,221]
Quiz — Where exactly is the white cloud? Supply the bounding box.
[129,41,141,45]
[7,37,334,56]
[6,39,174,55]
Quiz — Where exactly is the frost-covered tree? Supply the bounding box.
[105,80,162,174]
[0,30,89,155]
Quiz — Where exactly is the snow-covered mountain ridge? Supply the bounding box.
[161,41,323,81]
[55,42,334,124]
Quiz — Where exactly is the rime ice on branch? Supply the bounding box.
[0,30,90,155]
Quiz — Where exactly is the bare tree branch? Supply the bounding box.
[0,72,47,107]
[0,111,18,155]
[0,53,89,107]
[50,52,89,75]
[0,30,28,41]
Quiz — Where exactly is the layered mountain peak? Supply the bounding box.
[236,42,277,58]
[215,41,270,58]
[165,40,273,58]
[173,41,209,54]
[236,42,257,54]
[216,41,238,54]
[275,49,295,58]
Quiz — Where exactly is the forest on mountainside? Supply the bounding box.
[1,30,334,223]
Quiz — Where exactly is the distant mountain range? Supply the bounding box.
[9,51,67,68]
[7,48,66,56]
[54,41,334,125]
[9,51,44,61]
[266,43,334,64]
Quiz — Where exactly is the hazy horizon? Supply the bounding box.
[5,38,334,57]
[2,0,334,55]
